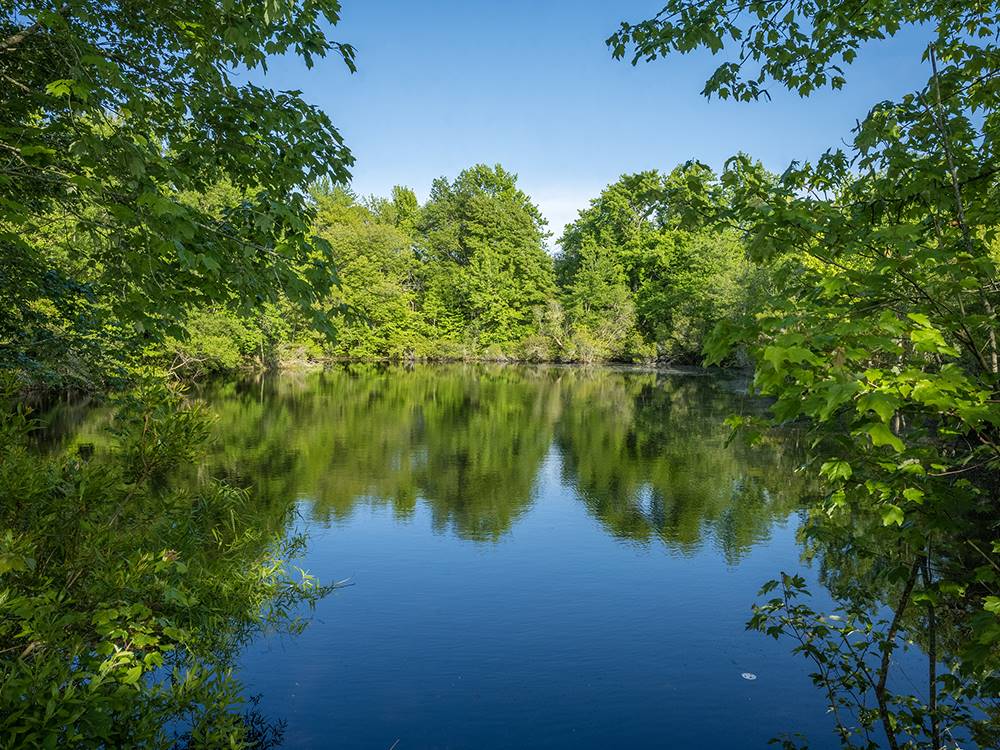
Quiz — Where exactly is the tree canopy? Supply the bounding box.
[1,0,356,386]
[556,164,763,362]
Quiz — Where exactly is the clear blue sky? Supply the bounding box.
[256,1,933,241]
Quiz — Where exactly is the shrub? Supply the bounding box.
[0,382,330,748]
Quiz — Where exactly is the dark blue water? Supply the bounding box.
[212,366,839,749]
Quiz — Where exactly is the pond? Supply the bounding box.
[41,364,842,748]
[173,364,835,749]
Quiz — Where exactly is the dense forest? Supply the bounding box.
[219,162,768,369]
[9,158,772,391]
[2,0,1000,748]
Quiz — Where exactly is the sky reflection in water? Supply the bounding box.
[200,365,836,750]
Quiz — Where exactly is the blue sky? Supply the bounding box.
[257,1,934,241]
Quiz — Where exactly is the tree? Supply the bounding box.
[558,170,667,291]
[561,237,638,361]
[369,185,421,237]
[635,228,751,361]
[1,0,356,388]
[612,2,1000,747]
[0,2,358,744]
[418,164,557,351]
[312,187,424,359]
[558,165,758,362]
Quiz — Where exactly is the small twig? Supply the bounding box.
[875,557,922,750]
[921,554,940,750]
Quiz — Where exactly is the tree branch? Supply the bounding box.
[875,557,922,750]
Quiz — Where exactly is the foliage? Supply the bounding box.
[1,0,356,389]
[161,308,275,377]
[613,1,1000,747]
[279,165,768,366]
[750,572,998,750]
[310,186,426,359]
[238,163,771,366]
[418,164,558,351]
[1,3,354,742]
[557,165,764,362]
[0,382,330,748]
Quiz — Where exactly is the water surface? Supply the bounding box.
[185,365,837,749]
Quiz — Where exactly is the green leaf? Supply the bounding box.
[881,505,905,526]
[819,380,861,420]
[866,423,904,452]
[910,327,959,356]
[857,391,898,423]
[820,460,852,480]
[0,553,33,575]
[123,665,143,686]
[45,79,75,97]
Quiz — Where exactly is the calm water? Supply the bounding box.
[184,364,836,750]
[44,364,841,748]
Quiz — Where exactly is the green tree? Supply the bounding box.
[561,237,638,361]
[311,187,425,359]
[558,165,759,362]
[0,2,358,743]
[1,0,356,389]
[613,1,1000,747]
[369,185,421,237]
[635,228,752,361]
[558,170,667,290]
[419,164,557,352]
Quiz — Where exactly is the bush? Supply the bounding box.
[0,382,330,748]
[164,310,262,376]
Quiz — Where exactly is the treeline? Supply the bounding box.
[8,161,772,390]
[163,162,771,378]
